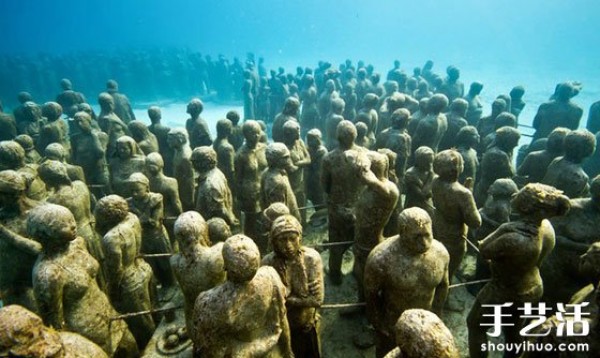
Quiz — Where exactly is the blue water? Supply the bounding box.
[1,0,599,125]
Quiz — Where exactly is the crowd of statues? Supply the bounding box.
[1,55,600,358]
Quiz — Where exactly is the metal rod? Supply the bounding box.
[110,305,184,321]
[315,240,354,248]
[138,253,173,258]
[298,204,327,211]
[464,237,480,253]
[449,279,491,289]
[321,302,366,309]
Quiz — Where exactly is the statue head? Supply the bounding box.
[427,94,449,114]
[17,92,33,104]
[127,120,150,142]
[282,97,300,116]
[106,79,119,93]
[387,93,406,113]
[44,143,67,162]
[98,92,114,111]
[433,149,464,182]
[491,98,507,115]
[14,135,35,152]
[564,129,596,163]
[216,119,233,139]
[362,93,379,109]
[167,128,189,149]
[282,120,301,142]
[226,110,241,125]
[546,127,570,155]
[556,82,575,101]
[186,98,204,117]
[511,183,570,220]
[330,97,345,114]
[191,146,217,173]
[60,78,73,90]
[394,309,459,358]
[449,98,468,117]
[414,146,435,170]
[73,111,93,133]
[391,108,410,129]
[468,81,484,96]
[336,120,357,149]
[446,66,460,81]
[367,151,389,179]
[270,214,303,260]
[306,128,323,148]
[265,143,291,169]
[94,195,130,236]
[222,235,260,284]
[27,204,77,249]
[510,85,525,100]
[38,160,70,188]
[494,112,517,130]
[147,106,161,123]
[116,136,141,159]
[175,211,210,247]
[0,140,25,170]
[145,152,164,176]
[0,170,26,207]
[41,102,62,122]
[398,207,433,254]
[207,217,231,244]
[495,126,521,152]
[127,172,150,201]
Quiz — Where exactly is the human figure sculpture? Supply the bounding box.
[109,136,146,198]
[532,82,583,142]
[325,97,346,150]
[358,93,380,143]
[16,101,45,144]
[414,80,433,101]
[168,128,195,211]
[213,119,236,204]
[38,161,104,275]
[411,93,449,155]
[354,152,399,303]
[71,111,110,198]
[365,208,450,357]
[432,149,482,281]
[306,129,328,209]
[283,120,311,224]
[55,78,87,118]
[587,99,600,135]
[145,152,182,240]
[377,108,412,193]
[342,82,358,122]
[13,92,34,126]
[192,235,293,357]
[106,79,136,124]
[474,127,520,207]
[170,211,226,333]
[455,126,480,185]
[97,92,129,157]
[0,170,41,311]
[125,173,175,289]
[383,309,459,358]
[322,120,367,285]
[242,69,256,120]
[404,146,435,217]
[467,184,570,358]
[185,98,212,148]
[355,121,372,149]
[253,202,289,254]
[439,66,464,102]
[318,79,339,131]
[477,98,506,140]
[540,175,600,304]
[0,305,108,358]
[439,98,468,151]
[261,143,301,221]
[30,204,138,356]
[517,127,569,185]
[263,215,324,357]
[15,134,42,165]
[226,110,245,151]
[37,102,70,157]
[407,98,429,136]
[207,216,232,243]
[234,120,268,241]
[128,120,159,155]
[191,146,238,227]
[510,85,526,119]
[464,81,484,126]
[272,96,300,143]
[542,129,596,199]
[0,140,47,201]
[0,106,17,142]
[94,195,156,349]
[147,106,174,175]
[300,74,320,135]
[43,143,85,182]
[479,112,517,153]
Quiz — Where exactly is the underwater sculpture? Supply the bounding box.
[282,120,311,224]
[454,125,479,186]
[324,97,345,150]
[467,183,570,358]
[213,119,236,205]
[305,129,328,209]
[517,127,569,185]
[147,106,174,176]
[0,140,47,201]
[464,81,484,126]
[107,79,136,124]
[365,207,450,358]
[38,101,70,158]
[185,98,212,149]
[109,135,146,198]
[532,82,583,142]
[403,146,435,218]
[272,96,300,143]
[260,143,301,221]
[168,128,195,211]
[98,92,129,158]
[128,120,159,155]
[439,98,468,151]
[411,93,449,155]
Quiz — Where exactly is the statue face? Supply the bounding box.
[58,216,78,242]
[117,142,132,159]
[130,182,149,201]
[272,232,301,260]
[146,163,160,176]
[404,223,433,253]
[245,127,261,146]
[76,116,92,133]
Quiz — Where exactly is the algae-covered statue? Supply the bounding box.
[365,208,450,357]
[71,111,109,198]
[43,142,85,183]
[261,143,301,221]
[282,120,311,223]
[0,304,108,358]
[193,235,293,357]
[272,96,300,143]
[263,214,324,357]
[109,135,146,198]
[467,184,570,358]
[145,152,182,240]
[0,140,47,201]
[94,195,156,350]
[97,92,129,158]
[0,170,41,311]
[517,127,569,185]
[126,173,175,289]
[213,118,236,202]
[383,309,459,358]
[411,93,449,155]
[234,120,268,240]
[306,129,328,208]
[185,98,212,148]
[191,146,238,227]
[403,146,435,217]
[15,134,42,165]
[432,150,481,281]
[170,211,226,333]
[30,204,138,357]
[38,102,70,158]
[168,128,196,211]
[128,120,159,155]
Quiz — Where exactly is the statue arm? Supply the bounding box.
[461,190,482,229]
[34,265,65,329]
[287,252,324,308]
[148,196,164,228]
[320,157,332,195]
[432,254,450,316]
[364,256,387,335]
[102,234,124,295]
[0,224,41,255]
[234,154,244,194]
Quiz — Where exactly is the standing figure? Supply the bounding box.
[226,110,245,152]
[325,97,346,150]
[95,195,156,350]
[411,94,449,155]
[542,129,596,199]
[0,170,41,311]
[439,98,468,151]
[0,140,47,201]
[532,82,583,142]
[283,121,311,224]
[147,106,173,175]
[510,85,526,119]
[213,119,236,205]
[43,142,85,182]
[354,152,399,302]
[109,136,146,198]
[126,173,175,289]
[306,129,328,208]
[16,102,45,144]
[106,79,136,124]
[38,102,70,157]
[517,127,569,185]
[300,74,320,136]
[71,111,109,198]
[322,120,367,285]
[192,235,293,357]
[455,126,480,186]
[263,215,324,358]
[168,128,196,211]
[30,204,138,357]
[128,120,159,155]
[477,98,506,140]
[261,143,301,221]
[170,211,226,333]
[185,98,212,148]
[56,78,87,118]
[234,120,268,240]
[432,150,482,281]
[272,97,300,143]
[15,134,42,165]
[97,92,129,158]
[242,69,255,120]
[439,66,464,102]
[365,208,450,357]
[467,184,570,358]
[464,81,484,126]
[145,152,182,240]
[191,146,238,227]
[404,146,435,217]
